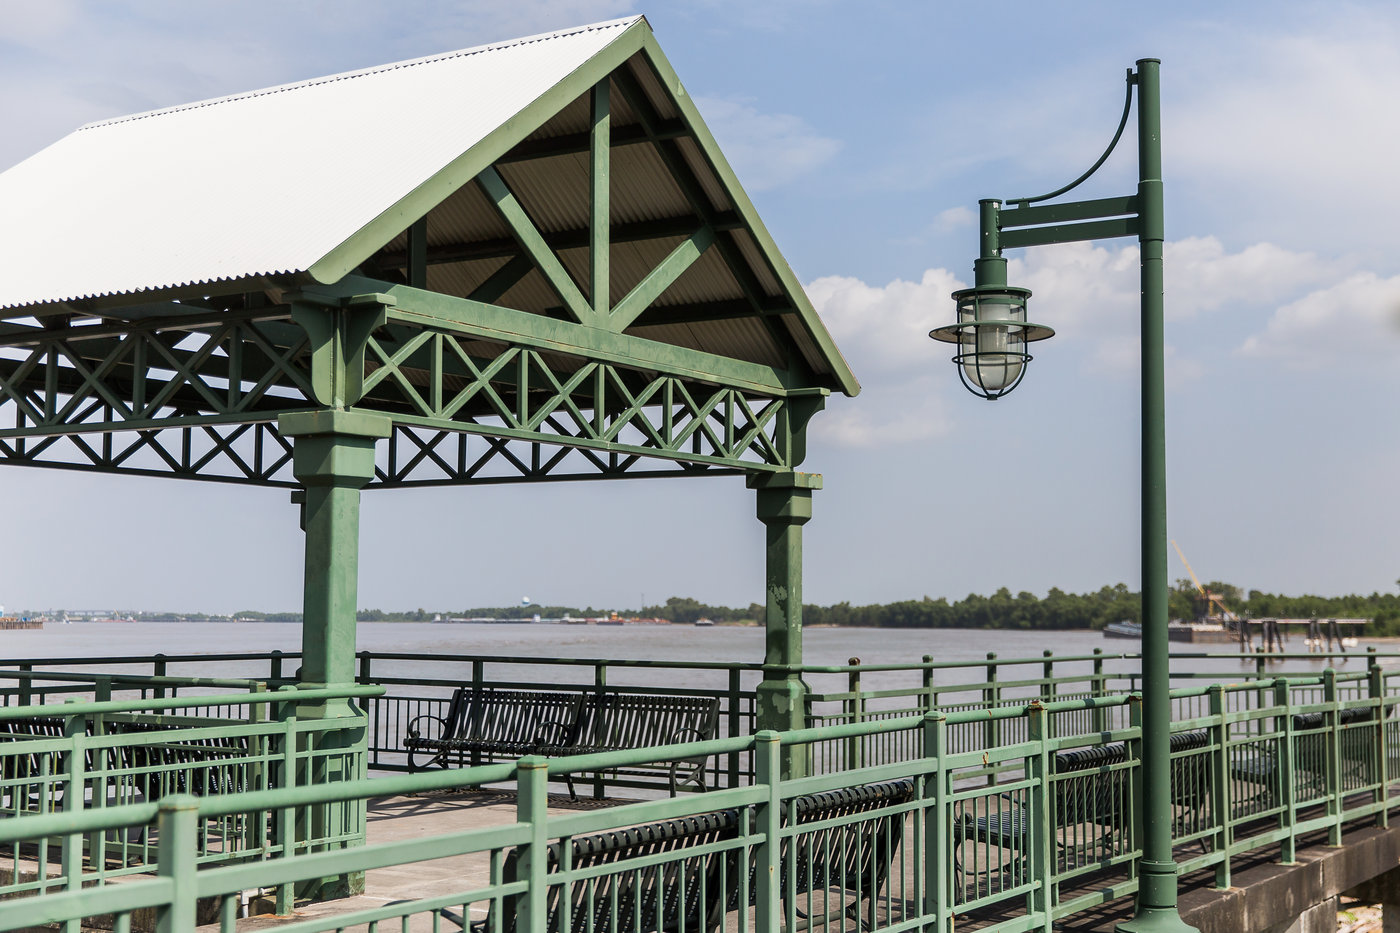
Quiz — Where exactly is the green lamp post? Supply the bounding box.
[931,60,1193,933]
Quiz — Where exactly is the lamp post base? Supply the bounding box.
[1115,906,1200,933]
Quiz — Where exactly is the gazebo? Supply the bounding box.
[0,17,857,745]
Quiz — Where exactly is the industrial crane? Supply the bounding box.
[1171,540,1240,624]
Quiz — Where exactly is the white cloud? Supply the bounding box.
[693,96,841,192]
[1240,272,1400,366]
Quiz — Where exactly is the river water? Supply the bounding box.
[1,622,1385,695]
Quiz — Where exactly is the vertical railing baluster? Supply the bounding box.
[922,655,935,715]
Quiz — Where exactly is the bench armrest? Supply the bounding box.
[532,718,576,748]
[405,714,450,741]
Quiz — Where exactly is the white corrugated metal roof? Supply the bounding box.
[0,17,642,311]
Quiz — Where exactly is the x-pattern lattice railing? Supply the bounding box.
[0,312,313,437]
[360,324,789,474]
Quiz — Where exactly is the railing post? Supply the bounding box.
[357,651,372,684]
[274,686,298,914]
[922,654,936,714]
[1092,649,1108,735]
[1369,662,1388,828]
[1323,668,1342,845]
[727,667,742,788]
[592,663,607,799]
[847,658,863,771]
[156,795,200,933]
[922,712,951,933]
[270,650,284,684]
[1274,680,1297,864]
[1127,696,1145,881]
[18,662,31,706]
[515,756,550,933]
[60,699,85,933]
[1207,684,1231,889]
[471,660,486,768]
[153,654,167,699]
[1026,702,1055,928]
[754,731,783,933]
[984,652,1000,787]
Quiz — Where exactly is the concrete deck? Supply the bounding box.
[209,789,632,933]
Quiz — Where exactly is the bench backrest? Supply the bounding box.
[575,694,721,752]
[1050,728,1210,828]
[463,689,588,747]
[103,718,254,798]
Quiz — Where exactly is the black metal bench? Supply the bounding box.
[0,714,255,815]
[458,778,914,933]
[1230,706,1377,808]
[405,688,721,796]
[102,717,256,800]
[955,728,1210,886]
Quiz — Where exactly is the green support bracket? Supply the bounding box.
[290,293,393,409]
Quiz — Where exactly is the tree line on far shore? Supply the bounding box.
[225,581,1400,633]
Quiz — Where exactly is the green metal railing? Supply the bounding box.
[3,666,1399,933]
[0,683,382,913]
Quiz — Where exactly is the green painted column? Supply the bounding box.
[749,471,821,776]
[281,409,391,693]
[278,407,390,901]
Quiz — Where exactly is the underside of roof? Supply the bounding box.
[0,16,857,397]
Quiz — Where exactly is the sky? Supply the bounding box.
[0,0,1397,613]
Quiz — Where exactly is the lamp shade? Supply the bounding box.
[929,285,1052,400]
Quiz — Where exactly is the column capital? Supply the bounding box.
[279,409,392,440]
[281,410,391,487]
[746,471,822,490]
[751,472,819,525]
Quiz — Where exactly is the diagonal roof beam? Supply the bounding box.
[608,226,714,332]
[477,166,598,327]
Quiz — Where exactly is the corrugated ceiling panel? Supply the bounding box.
[610,143,695,224]
[500,155,590,234]
[0,17,641,310]
[630,318,785,371]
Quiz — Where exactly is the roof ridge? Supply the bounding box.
[77,15,642,132]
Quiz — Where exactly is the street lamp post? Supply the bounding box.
[931,60,1193,933]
